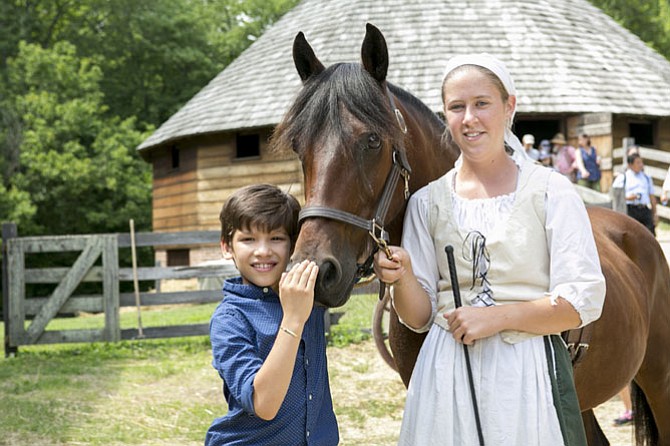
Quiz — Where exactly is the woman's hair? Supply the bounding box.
[440,64,511,152]
[219,184,301,246]
[627,152,641,166]
[580,133,591,147]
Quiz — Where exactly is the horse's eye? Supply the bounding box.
[367,133,381,150]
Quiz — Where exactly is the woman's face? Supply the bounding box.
[442,67,514,162]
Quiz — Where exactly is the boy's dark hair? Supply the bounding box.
[219,184,301,246]
[627,152,641,165]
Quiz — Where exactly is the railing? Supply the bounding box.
[2,223,237,356]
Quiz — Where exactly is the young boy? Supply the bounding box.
[205,184,339,446]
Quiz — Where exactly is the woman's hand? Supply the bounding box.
[445,306,500,345]
[373,246,411,285]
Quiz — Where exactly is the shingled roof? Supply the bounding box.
[138,0,670,153]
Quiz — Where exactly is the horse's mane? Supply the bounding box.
[272,63,410,158]
[387,83,445,133]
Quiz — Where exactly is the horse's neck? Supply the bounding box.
[394,89,457,192]
[406,117,457,192]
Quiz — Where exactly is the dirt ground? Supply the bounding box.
[328,340,635,446]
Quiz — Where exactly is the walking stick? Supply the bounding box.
[445,245,485,446]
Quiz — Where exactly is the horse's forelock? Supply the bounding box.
[272,63,403,160]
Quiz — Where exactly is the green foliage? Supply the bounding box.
[0,0,299,238]
[0,0,300,128]
[589,0,670,59]
[4,41,151,235]
[328,292,377,347]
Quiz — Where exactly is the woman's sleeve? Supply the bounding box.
[394,187,439,332]
[210,307,262,414]
[545,173,606,326]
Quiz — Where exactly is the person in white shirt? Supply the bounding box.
[611,153,657,234]
[522,133,540,161]
[373,54,605,446]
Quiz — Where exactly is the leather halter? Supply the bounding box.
[298,86,412,283]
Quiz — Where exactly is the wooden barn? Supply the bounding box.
[137,0,670,266]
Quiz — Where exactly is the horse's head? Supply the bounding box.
[272,24,413,308]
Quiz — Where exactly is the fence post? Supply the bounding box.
[103,235,120,342]
[2,223,18,357]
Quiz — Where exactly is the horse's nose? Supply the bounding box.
[317,256,343,295]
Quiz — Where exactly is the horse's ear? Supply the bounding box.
[293,31,325,83]
[361,23,388,83]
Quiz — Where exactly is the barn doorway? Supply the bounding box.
[629,121,655,147]
[513,119,561,147]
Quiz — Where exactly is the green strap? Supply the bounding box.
[544,335,588,446]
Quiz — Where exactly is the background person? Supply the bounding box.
[373,53,605,445]
[611,153,657,235]
[575,133,602,191]
[613,385,633,426]
[551,132,577,182]
[522,133,540,161]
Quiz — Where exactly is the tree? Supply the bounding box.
[589,0,670,60]
[4,41,151,235]
[0,0,300,128]
[0,0,299,237]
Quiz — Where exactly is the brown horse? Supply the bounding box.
[272,24,670,446]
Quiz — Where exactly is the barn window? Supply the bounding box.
[236,133,260,159]
[629,122,655,147]
[166,248,190,266]
[171,145,180,169]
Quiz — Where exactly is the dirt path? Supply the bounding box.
[328,340,635,445]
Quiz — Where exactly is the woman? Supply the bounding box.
[575,133,602,190]
[373,54,606,445]
[551,132,577,182]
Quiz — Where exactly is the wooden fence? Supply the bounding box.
[2,223,237,356]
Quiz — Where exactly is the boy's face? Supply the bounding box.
[221,225,291,290]
[630,157,644,173]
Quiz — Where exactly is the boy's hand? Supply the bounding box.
[279,260,319,328]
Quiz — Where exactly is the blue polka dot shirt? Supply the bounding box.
[205,277,339,445]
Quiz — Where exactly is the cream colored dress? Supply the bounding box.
[395,160,605,446]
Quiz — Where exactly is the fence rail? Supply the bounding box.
[2,223,237,356]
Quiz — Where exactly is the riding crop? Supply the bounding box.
[445,245,485,446]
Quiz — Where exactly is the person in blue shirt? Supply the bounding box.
[205,183,339,446]
[575,133,602,191]
[611,153,657,234]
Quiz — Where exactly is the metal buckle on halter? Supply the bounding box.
[567,342,590,365]
[400,169,410,199]
[394,108,408,134]
[369,219,393,260]
[392,151,411,199]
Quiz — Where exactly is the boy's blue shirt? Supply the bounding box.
[205,277,339,446]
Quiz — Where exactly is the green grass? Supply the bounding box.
[0,292,380,445]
